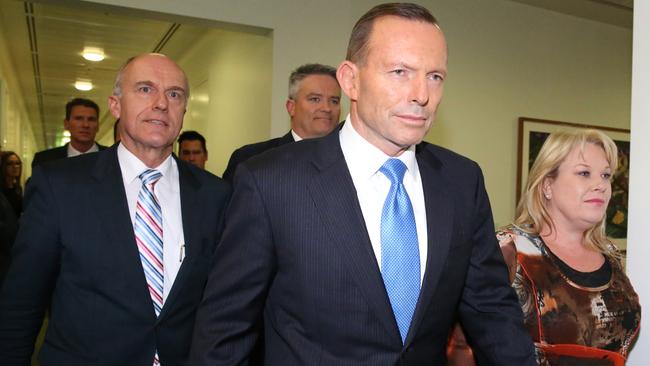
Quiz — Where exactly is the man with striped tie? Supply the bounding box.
[0,53,231,365]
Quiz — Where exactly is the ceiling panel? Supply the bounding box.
[0,0,209,149]
[0,0,634,149]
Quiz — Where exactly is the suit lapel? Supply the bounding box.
[57,145,69,159]
[405,145,455,345]
[157,158,202,321]
[280,131,295,145]
[307,132,402,344]
[91,146,156,320]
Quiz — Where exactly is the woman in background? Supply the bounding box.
[1,152,23,218]
[448,129,640,365]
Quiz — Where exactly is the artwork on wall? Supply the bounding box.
[0,79,4,145]
[516,117,630,251]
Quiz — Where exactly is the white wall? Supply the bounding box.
[0,16,37,180]
[625,1,650,364]
[80,0,632,227]
[176,28,272,174]
[423,0,632,226]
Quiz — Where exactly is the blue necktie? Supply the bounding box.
[379,158,421,344]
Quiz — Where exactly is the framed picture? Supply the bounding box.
[516,117,630,250]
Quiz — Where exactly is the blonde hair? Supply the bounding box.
[514,129,619,258]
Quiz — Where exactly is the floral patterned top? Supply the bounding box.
[498,226,641,366]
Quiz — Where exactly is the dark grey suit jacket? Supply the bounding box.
[31,143,108,169]
[0,193,17,284]
[221,132,294,183]
[0,145,231,366]
[190,128,535,365]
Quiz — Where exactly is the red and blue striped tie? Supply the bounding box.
[135,169,163,365]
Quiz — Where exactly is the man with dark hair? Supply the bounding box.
[0,54,231,365]
[191,3,534,365]
[221,63,341,182]
[31,98,107,168]
[178,130,208,170]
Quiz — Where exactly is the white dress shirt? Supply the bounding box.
[339,115,428,283]
[67,142,99,157]
[117,143,185,303]
[291,129,303,142]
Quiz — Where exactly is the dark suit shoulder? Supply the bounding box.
[35,148,98,176]
[416,141,482,175]
[31,146,68,168]
[231,135,292,162]
[29,151,103,199]
[222,133,293,183]
[243,135,321,172]
[177,158,231,193]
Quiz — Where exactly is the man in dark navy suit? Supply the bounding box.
[0,54,230,366]
[191,3,534,365]
[222,63,341,182]
[32,98,107,168]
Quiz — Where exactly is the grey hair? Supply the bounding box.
[112,56,136,97]
[288,63,338,99]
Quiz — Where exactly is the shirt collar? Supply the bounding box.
[290,129,303,142]
[68,142,98,157]
[117,143,173,184]
[339,114,417,181]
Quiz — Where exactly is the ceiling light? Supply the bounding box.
[74,81,93,91]
[82,48,105,62]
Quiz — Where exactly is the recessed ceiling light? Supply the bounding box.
[82,48,105,62]
[74,81,93,91]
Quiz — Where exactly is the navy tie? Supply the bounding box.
[379,158,421,344]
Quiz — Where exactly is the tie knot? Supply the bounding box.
[139,169,162,185]
[379,158,407,185]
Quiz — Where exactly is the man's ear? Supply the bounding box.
[285,99,295,117]
[337,60,359,101]
[108,95,121,119]
[63,118,70,131]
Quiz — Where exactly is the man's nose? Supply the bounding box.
[409,77,429,106]
[154,92,169,111]
[319,100,332,112]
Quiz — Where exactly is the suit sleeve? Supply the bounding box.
[0,194,18,283]
[31,152,43,169]
[0,167,61,365]
[221,149,242,184]
[456,166,536,366]
[190,163,275,366]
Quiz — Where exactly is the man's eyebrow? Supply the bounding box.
[134,81,186,93]
[134,80,155,87]
[167,86,187,94]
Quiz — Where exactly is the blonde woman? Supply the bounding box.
[448,129,640,365]
[499,129,640,365]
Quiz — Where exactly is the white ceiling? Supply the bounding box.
[0,0,208,149]
[0,0,635,150]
